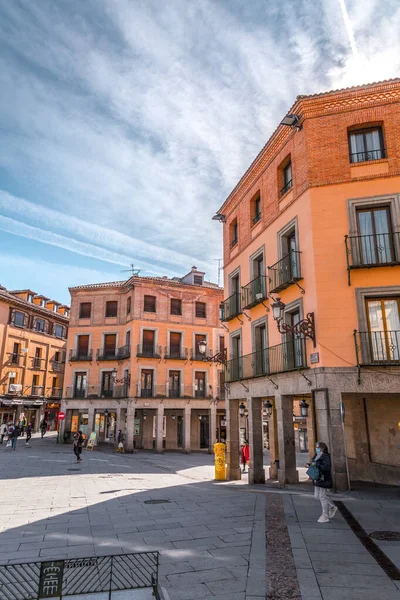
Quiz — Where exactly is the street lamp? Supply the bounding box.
[112,368,130,385]
[198,340,227,365]
[280,114,302,131]
[271,297,316,347]
[300,397,309,418]
[239,402,246,417]
[264,399,273,417]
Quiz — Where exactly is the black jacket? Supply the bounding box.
[312,452,333,488]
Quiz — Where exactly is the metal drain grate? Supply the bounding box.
[144,499,170,505]
[67,468,81,472]
[370,531,400,542]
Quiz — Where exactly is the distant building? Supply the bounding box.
[216,79,400,489]
[61,267,225,451]
[0,287,69,431]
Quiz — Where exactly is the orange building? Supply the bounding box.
[0,286,69,431]
[61,267,225,452]
[215,79,400,489]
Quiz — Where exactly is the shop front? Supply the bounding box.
[64,408,117,444]
[44,402,61,431]
[0,400,17,425]
[1,399,44,431]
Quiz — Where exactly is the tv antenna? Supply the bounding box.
[214,258,223,287]
[121,263,142,277]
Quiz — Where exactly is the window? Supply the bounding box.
[194,275,203,285]
[52,376,58,394]
[144,295,156,312]
[54,351,60,363]
[11,343,19,365]
[77,335,90,358]
[231,219,238,248]
[126,297,131,315]
[54,324,64,338]
[170,298,182,316]
[13,311,25,328]
[141,369,154,398]
[169,371,181,397]
[32,374,39,387]
[366,297,400,362]
[349,126,385,163]
[74,372,87,398]
[34,347,41,369]
[142,330,155,356]
[103,334,116,358]
[35,318,45,332]
[195,302,206,319]
[219,336,225,354]
[101,372,114,398]
[252,193,261,225]
[105,301,118,317]
[79,302,91,319]
[125,330,131,348]
[253,322,267,376]
[356,207,394,265]
[194,372,206,398]
[281,161,293,196]
[169,332,182,358]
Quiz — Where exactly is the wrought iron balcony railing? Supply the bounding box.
[31,385,45,397]
[164,346,188,360]
[8,352,21,366]
[354,330,400,366]
[49,387,62,399]
[135,384,213,399]
[220,292,241,322]
[280,179,293,197]
[97,348,118,361]
[65,384,129,399]
[51,361,65,372]
[137,344,162,359]
[345,232,400,281]
[242,275,268,309]
[117,344,131,359]
[224,337,307,383]
[190,347,213,361]
[69,349,93,361]
[350,148,386,163]
[269,250,302,293]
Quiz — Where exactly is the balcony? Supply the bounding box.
[8,353,21,366]
[137,344,162,359]
[224,338,307,383]
[164,347,188,360]
[97,348,118,361]
[242,275,268,309]
[135,384,212,399]
[354,330,400,366]
[117,345,131,360]
[31,385,45,397]
[69,349,93,362]
[49,387,62,399]
[350,148,386,164]
[216,386,226,400]
[51,361,65,372]
[345,232,400,273]
[220,293,241,322]
[64,384,129,399]
[268,251,302,294]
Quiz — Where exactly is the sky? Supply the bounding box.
[1,0,400,304]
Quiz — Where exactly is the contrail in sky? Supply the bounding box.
[338,0,358,56]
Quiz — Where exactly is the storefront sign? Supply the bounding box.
[71,415,79,433]
[58,412,65,421]
[134,418,140,436]
[310,352,319,364]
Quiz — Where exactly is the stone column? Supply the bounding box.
[248,397,265,484]
[307,395,316,462]
[87,406,95,437]
[275,394,298,485]
[125,402,135,452]
[156,404,164,453]
[209,402,217,452]
[268,402,279,479]
[226,398,241,481]
[184,405,191,453]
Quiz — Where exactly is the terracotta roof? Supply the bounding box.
[69,280,126,291]
[0,288,69,321]
[70,275,222,293]
[296,77,400,100]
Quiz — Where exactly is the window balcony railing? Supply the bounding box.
[220,293,241,322]
[345,232,400,275]
[31,385,45,397]
[164,347,188,360]
[32,357,44,369]
[216,386,226,400]
[190,347,213,361]
[137,344,162,359]
[134,384,212,399]
[224,338,307,383]
[65,385,127,399]
[354,330,400,366]
[268,250,302,294]
[350,148,386,164]
[252,212,261,226]
[117,345,131,359]
[69,349,93,361]
[280,179,293,197]
[49,387,62,399]
[51,361,65,372]
[8,353,21,366]
[97,348,118,361]
[242,275,268,309]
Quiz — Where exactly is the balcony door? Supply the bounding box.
[194,372,206,398]
[169,371,180,397]
[357,207,393,265]
[141,369,153,397]
[101,372,113,398]
[104,334,116,358]
[74,373,87,398]
[170,332,182,358]
[230,334,241,381]
[254,323,267,376]
[366,298,400,362]
[285,310,303,370]
[142,330,155,356]
[77,335,89,359]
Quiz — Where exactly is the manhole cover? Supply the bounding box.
[370,531,400,541]
[144,499,170,505]
[67,468,81,472]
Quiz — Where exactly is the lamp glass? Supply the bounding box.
[264,400,273,416]
[239,402,245,417]
[198,340,207,355]
[281,114,298,126]
[300,400,309,418]
[272,297,285,320]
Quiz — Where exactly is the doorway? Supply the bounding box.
[200,415,209,449]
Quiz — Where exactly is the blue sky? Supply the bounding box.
[1,0,400,304]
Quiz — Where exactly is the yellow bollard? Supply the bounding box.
[214,442,226,481]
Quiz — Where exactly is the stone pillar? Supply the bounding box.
[209,402,217,452]
[268,402,279,480]
[314,389,349,491]
[248,397,265,484]
[307,395,316,462]
[156,404,164,453]
[125,402,135,452]
[87,406,95,437]
[184,405,191,453]
[115,406,122,440]
[226,398,241,481]
[275,394,299,485]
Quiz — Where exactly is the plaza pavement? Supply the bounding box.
[0,433,399,600]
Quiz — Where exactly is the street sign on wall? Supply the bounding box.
[58,412,65,421]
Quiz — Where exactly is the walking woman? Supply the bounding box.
[307,442,337,523]
[73,431,84,463]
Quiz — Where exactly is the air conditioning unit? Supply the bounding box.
[8,372,16,378]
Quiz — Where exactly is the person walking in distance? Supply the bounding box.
[241,440,250,473]
[306,441,337,523]
[0,422,7,444]
[25,423,32,445]
[40,419,48,438]
[10,423,20,450]
[73,431,84,463]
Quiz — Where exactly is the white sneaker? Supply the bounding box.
[317,515,330,524]
[329,506,338,519]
